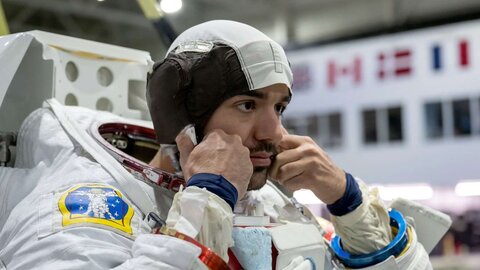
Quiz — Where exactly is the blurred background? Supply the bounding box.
[1,0,480,268]
[4,0,480,59]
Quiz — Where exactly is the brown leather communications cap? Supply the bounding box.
[146,43,249,144]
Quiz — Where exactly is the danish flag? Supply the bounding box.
[377,49,413,80]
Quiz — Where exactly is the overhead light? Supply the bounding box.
[160,0,182,13]
[455,181,480,197]
[375,183,434,201]
[293,189,324,205]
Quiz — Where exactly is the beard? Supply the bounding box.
[247,167,269,190]
[246,142,277,191]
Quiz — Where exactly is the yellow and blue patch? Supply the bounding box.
[58,184,134,234]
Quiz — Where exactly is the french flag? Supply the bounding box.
[327,57,362,88]
[431,39,470,71]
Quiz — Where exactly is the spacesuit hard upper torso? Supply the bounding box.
[0,103,434,270]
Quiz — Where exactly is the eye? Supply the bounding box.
[237,101,256,112]
[275,104,287,115]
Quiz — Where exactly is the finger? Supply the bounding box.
[203,128,227,141]
[281,173,308,193]
[274,160,304,185]
[175,129,195,165]
[269,147,303,180]
[275,142,315,168]
[278,134,310,149]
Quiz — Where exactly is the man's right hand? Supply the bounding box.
[175,129,253,199]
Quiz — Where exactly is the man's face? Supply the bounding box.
[203,83,291,190]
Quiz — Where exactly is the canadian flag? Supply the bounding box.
[377,49,412,80]
[327,57,362,88]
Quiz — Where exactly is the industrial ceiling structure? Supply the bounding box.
[3,0,480,59]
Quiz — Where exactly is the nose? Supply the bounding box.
[253,109,283,144]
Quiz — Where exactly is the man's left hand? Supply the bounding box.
[269,129,346,204]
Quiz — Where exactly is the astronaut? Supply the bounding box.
[0,20,446,270]
[144,20,437,269]
[81,188,117,219]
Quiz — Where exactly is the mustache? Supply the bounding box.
[249,142,278,156]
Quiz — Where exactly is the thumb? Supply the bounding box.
[175,129,195,172]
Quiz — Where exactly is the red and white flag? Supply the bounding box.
[377,48,413,80]
[327,57,362,88]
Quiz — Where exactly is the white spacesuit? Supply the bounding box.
[0,99,441,270]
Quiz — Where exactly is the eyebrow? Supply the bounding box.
[243,91,291,103]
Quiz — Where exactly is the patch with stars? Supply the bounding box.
[58,184,134,234]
